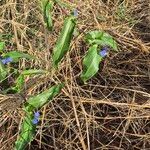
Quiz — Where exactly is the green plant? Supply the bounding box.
[42,0,54,31]
[13,8,77,150]
[85,31,117,51]
[0,45,34,82]
[41,0,74,31]
[81,30,118,83]
[0,3,118,149]
[2,51,35,62]
[14,84,64,150]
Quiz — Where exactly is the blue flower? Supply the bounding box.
[73,9,78,17]
[0,57,13,64]
[99,47,108,57]
[32,118,39,125]
[32,111,40,125]
[34,111,40,118]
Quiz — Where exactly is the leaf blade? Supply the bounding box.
[80,45,102,83]
[52,16,76,67]
[42,0,54,31]
[3,51,35,62]
[15,112,36,150]
[25,84,64,112]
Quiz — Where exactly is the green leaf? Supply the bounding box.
[100,33,117,51]
[42,0,54,31]
[85,31,103,43]
[3,51,35,62]
[80,45,103,83]
[52,15,76,67]
[85,31,118,51]
[0,42,5,52]
[0,60,7,81]
[15,112,36,150]
[25,84,64,112]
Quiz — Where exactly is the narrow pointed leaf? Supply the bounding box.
[3,51,35,62]
[25,84,64,112]
[52,16,76,67]
[14,112,35,150]
[42,0,54,31]
[80,45,103,83]
[85,31,118,51]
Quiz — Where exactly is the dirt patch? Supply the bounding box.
[133,0,150,42]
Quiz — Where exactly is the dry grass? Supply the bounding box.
[0,0,150,149]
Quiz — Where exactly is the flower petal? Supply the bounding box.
[34,111,40,118]
[32,118,39,125]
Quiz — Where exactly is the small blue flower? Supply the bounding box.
[99,47,108,57]
[32,111,40,125]
[0,57,13,64]
[73,9,78,17]
[34,111,40,118]
[0,59,6,64]
[6,57,13,63]
[32,118,39,125]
